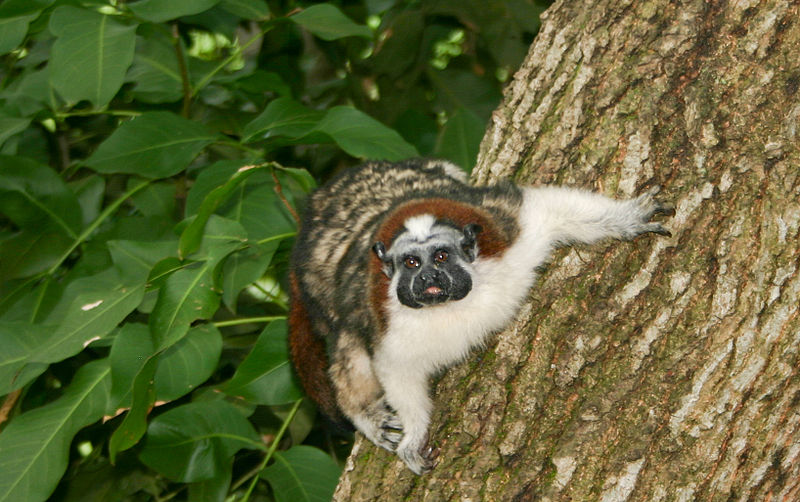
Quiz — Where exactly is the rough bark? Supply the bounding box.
[334,0,800,500]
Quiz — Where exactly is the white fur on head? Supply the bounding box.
[402,214,436,241]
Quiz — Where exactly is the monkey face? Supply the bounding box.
[373,217,481,309]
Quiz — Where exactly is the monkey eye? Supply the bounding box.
[403,256,421,269]
[433,250,449,263]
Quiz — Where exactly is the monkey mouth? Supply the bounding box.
[424,286,443,296]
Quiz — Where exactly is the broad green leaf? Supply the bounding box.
[48,6,136,108]
[0,115,30,146]
[275,166,317,193]
[108,355,158,462]
[129,181,176,218]
[0,228,72,281]
[221,320,302,405]
[109,323,152,408]
[70,175,105,227]
[179,164,264,259]
[435,107,484,172]
[0,359,111,502]
[0,0,52,56]
[139,400,263,482]
[221,172,296,242]
[84,112,216,179]
[155,324,222,401]
[125,26,183,104]
[219,0,270,20]
[260,446,341,502]
[184,160,248,216]
[221,242,279,311]
[0,14,35,55]
[0,321,53,395]
[315,106,418,161]
[290,4,372,41]
[150,217,245,349]
[0,0,54,17]
[0,66,52,116]
[0,155,82,236]
[109,322,221,458]
[129,0,222,23]
[245,99,417,160]
[187,467,233,502]
[149,263,219,351]
[33,267,146,364]
[109,237,176,272]
[241,97,324,143]
[431,68,502,122]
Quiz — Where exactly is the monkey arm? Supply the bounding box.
[521,186,671,246]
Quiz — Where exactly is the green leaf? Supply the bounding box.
[290,4,372,41]
[108,355,158,462]
[179,164,264,259]
[33,268,146,364]
[0,155,82,236]
[0,359,111,502]
[219,0,270,20]
[125,27,183,103]
[435,107,485,172]
[241,97,324,143]
[129,0,222,23]
[108,322,222,459]
[150,217,245,350]
[0,115,30,147]
[0,0,52,56]
[129,181,176,218]
[149,263,219,351]
[85,112,216,178]
[243,98,416,161]
[261,446,341,502]
[139,400,263,482]
[184,160,248,216]
[155,324,222,401]
[316,106,418,161]
[0,14,35,55]
[221,242,279,311]
[48,6,137,108]
[223,172,296,242]
[107,239,178,283]
[109,323,152,408]
[221,320,302,405]
[0,321,52,395]
[0,230,71,281]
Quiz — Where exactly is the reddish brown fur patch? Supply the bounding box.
[288,272,342,422]
[374,198,511,258]
[369,198,512,331]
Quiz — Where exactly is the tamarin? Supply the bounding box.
[288,159,672,474]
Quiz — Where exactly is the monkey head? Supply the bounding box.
[373,214,482,309]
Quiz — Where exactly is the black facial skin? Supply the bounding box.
[373,224,480,309]
[394,247,473,308]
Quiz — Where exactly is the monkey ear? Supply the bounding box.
[372,242,394,278]
[461,224,482,262]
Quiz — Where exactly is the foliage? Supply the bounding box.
[0,0,546,500]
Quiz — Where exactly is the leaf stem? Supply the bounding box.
[239,398,304,501]
[46,178,152,276]
[213,316,286,328]
[192,23,275,97]
[172,23,193,118]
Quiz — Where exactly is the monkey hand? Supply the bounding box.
[623,185,674,239]
[356,399,404,452]
[396,431,440,475]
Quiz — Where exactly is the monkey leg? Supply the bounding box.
[328,332,403,452]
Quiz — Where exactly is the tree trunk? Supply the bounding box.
[334,0,800,500]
